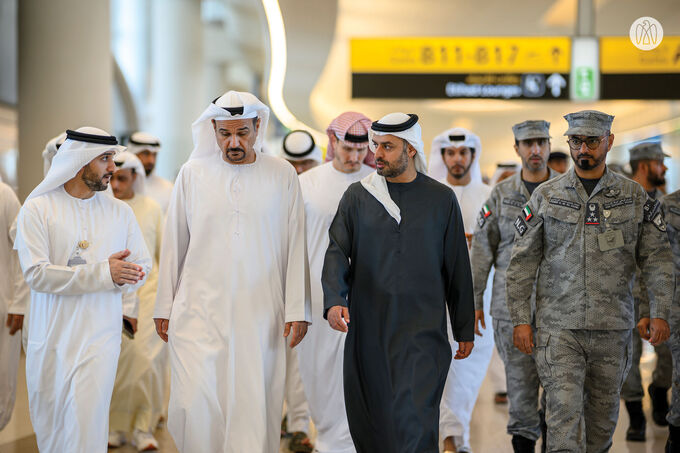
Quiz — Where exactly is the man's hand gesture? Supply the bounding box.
[6,314,23,335]
[327,305,350,333]
[637,317,670,346]
[154,318,169,342]
[513,324,534,355]
[109,249,145,285]
[284,321,309,348]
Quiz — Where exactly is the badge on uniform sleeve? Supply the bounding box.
[482,204,491,218]
[653,212,667,232]
[585,203,600,225]
[477,204,491,227]
[514,216,528,236]
[522,205,533,221]
[643,198,661,222]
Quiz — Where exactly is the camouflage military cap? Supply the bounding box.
[629,142,670,163]
[563,110,614,136]
[512,120,551,141]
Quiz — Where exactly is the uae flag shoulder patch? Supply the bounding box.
[482,204,491,218]
[522,205,533,221]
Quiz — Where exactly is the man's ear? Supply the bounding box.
[606,133,615,151]
[211,119,217,131]
[407,143,417,158]
[255,117,261,132]
[131,172,137,182]
[513,143,520,157]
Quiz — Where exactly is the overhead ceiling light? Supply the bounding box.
[261,0,326,144]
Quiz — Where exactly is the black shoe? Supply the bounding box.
[666,424,680,453]
[512,435,536,453]
[625,401,646,442]
[649,384,670,426]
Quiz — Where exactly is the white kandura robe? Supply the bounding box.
[0,182,29,430]
[284,345,311,433]
[145,173,174,214]
[154,152,311,453]
[439,178,495,450]
[110,194,168,434]
[14,187,151,453]
[297,162,374,453]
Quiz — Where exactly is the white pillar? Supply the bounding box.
[149,0,203,180]
[18,0,113,200]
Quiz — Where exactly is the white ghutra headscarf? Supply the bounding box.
[362,113,427,224]
[189,91,270,161]
[428,127,483,183]
[113,151,146,195]
[27,127,125,201]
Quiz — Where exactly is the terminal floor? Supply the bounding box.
[0,348,670,453]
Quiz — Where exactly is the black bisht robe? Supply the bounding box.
[322,172,475,453]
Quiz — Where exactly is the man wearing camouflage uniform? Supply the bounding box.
[506,110,674,452]
[622,141,672,441]
[471,120,556,453]
[660,188,680,452]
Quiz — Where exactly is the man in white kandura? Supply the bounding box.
[128,132,173,213]
[108,151,167,451]
[0,176,29,433]
[297,111,375,453]
[277,129,318,453]
[429,128,494,453]
[14,127,151,452]
[153,91,311,452]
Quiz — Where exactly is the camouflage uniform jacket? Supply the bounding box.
[640,190,680,320]
[506,167,673,330]
[470,169,557,320]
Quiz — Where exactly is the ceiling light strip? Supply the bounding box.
[261,0,326,144]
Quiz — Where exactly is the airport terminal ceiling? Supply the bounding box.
[278,0,680,183]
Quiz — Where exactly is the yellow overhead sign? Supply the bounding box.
[350,37,571,74]
[600,36,680,73]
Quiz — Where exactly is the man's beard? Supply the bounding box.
[376,148,409,178]
[648,173,666,188]
[523,155,546,171]
[574,152,604,171]
[82,166,111,191]
[448,161,473,180]
[144,166,153,177]
[224,147,247,163]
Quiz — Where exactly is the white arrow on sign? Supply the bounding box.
[546,73,567,97]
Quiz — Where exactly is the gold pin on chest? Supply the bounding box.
[78,240,90,250]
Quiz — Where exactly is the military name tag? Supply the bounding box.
[514,216,528,236]
[502,198,524,208]
[603,198,633,210]
[585,202,600,225]
[598,229,624,251]
[549,198,581,210]
[67,255,87,266]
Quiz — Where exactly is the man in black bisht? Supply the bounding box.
[322,112,475,452]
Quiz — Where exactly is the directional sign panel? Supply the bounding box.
[600,36,680,99]
[351,37,571,99]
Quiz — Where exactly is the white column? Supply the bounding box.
[149,0,204,180]
[18,0,113,200]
